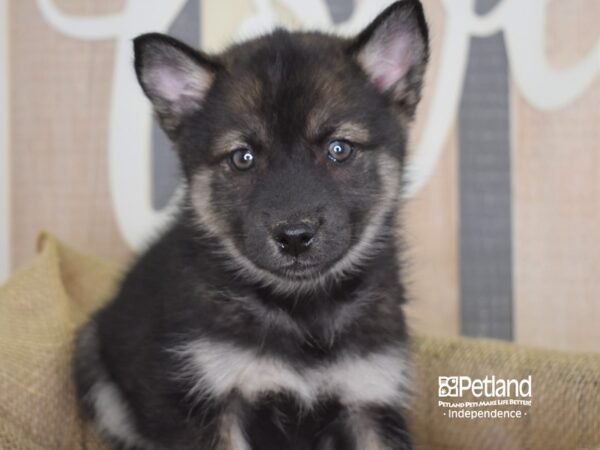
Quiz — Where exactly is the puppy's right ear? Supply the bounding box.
[134,33,219,137]
[350,0,429,120]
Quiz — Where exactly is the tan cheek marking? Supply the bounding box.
[375,153,402,207]
[190,169,230,236]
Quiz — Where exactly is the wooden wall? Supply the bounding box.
[2,0,599,352]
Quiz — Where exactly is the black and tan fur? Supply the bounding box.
[74,1,429,449]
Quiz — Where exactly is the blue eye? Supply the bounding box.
[230,147,255,170]
[327,140,353,162]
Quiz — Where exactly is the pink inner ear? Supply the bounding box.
[363,32,414,92]
[149,66,191,102]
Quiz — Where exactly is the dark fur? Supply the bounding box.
[74,2,429,449]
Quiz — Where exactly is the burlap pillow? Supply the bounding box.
[0,233,117,449]
[0,233,598,449]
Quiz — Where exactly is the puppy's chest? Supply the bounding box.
[177,339,411,408]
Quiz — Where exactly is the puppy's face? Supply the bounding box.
[135,1,428,290]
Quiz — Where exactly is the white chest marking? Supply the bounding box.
[175,339,412,407]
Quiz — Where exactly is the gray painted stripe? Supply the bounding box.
[475,0,502,15]
[325,0,354,24]
[459,31,513,340]
[151,0,200,209]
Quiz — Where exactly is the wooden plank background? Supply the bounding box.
[4,0,599,352]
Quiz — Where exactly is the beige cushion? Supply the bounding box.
[0,233,598,449]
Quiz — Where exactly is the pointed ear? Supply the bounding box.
[350,0,429,119]
[133,33,220,136]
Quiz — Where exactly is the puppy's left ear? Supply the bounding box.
[350,0,429,119]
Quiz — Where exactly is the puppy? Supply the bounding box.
[74,1,429,449]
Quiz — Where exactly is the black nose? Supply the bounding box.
[272,222,316,257]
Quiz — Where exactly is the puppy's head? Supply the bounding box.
[134,0,429,292]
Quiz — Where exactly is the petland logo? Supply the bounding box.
[439,375,532,398]
[438,376,532,419]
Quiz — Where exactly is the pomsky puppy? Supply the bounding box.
[74,1,429,449]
